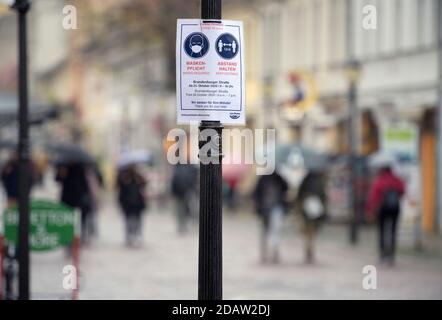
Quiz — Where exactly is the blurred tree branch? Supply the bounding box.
[72,0,199,90]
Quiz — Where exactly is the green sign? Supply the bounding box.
[382,125,418,161]
[3,200,77,251]
[385,128,415,142]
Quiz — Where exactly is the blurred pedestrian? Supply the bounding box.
[297,171,327,264]
[116,165,147,247]
[222,162,248,212]
[254,171,288,264]
[224,179,237,211]
[55,163,94,244]
[1,152,37,207]
[366,165,405,266]
[1,153,20,206]
[87,163,104,239]
[171,163,198,235]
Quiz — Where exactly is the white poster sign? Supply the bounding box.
[176,19,245,125]
[381,124,418,162]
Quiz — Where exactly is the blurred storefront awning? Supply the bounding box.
[0,93,58,126]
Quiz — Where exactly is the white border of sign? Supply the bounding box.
[176,19,246,125]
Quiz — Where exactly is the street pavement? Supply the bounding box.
[28,193,442,300]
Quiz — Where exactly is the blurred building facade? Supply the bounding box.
[1,0,194,186]
[225,0,439,233]
[35,1,175,175]
[1,0,439,233]
[0,1,65,143]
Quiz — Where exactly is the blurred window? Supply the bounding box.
[378,0,396,55]
[353,0,366,60]
[263,9,281,77]
[312,0,324,69]
[418,0,437,48]
[403,0,419,51]
[331,0,346,66]
[394,0,403,51]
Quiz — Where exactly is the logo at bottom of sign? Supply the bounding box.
[229,112,241,119]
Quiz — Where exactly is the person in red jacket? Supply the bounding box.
[366,165,405,266]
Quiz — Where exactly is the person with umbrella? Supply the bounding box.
[51,143,96,244]
[273,144,328,264]
[116,151,149,247]
[55,162,95,244]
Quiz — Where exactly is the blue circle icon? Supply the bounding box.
[215,33,239,59]
[184,32,210,59]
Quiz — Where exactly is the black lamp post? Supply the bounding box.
[198,0,223,301]
[2,0,31,300]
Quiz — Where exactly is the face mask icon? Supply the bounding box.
[185,32,209,59]
[190,35,204,55]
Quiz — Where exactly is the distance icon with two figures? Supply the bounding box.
[216,33,239,59]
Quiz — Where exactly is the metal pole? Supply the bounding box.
[348,79,359,244]
[14,0,31,300]
[436,0,442,234]
[198,0,223,301]
[346,0,359,244]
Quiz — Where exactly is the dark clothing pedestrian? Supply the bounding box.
[366,167,405,265]
[56,163,93,243]
[1,157,37,205]
[171,163,198,199]
[225,182,237,211]
[378,206,400,263]
[171,163,198,235]
[116,166,147,246]
[254,172,288,218]
[56,164,91,208]
[1,159,20,202]
[297,171,327,264]
[254,172,288,264]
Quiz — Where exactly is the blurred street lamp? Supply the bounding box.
[345,60,362,84]
[345,59,362,245]
[0,0,15,8]
[1,0,31,300]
